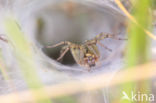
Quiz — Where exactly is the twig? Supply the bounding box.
[0,62,155,103]
[114,0,156,40]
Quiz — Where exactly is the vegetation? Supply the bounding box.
[0,0,155,103]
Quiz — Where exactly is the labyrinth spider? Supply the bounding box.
[47,32,126,70]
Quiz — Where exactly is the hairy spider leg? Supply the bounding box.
[84,38,112,52]
[47,41,71,48]
[97,41,112,52]
[46,41,72,61]
[57,47,70,61]
[95,32,127,41]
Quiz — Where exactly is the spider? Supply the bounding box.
[47,32,126,70]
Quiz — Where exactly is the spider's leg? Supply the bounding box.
[47,41,71,48]
[97,41,112,52]
[112,37,128,40]
[95,32,113,40]
[96,32,127,40]
[57,47,70,61]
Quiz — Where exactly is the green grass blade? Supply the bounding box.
[121,0,152,103]
[4,17,52,103]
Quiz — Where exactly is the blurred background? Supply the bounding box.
[0,0,156,103]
